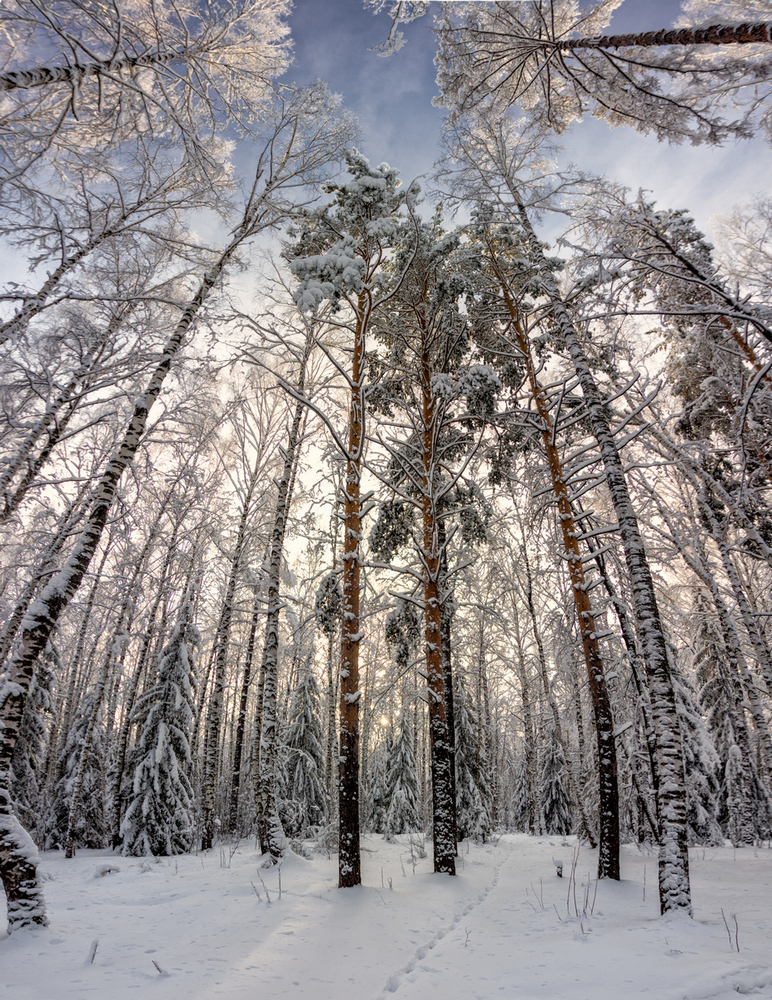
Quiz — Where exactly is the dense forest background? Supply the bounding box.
[1,0,771,934]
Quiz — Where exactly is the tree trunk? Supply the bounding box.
[0,483,91,666]
[256,388,308,862]
[0,237,238,930]
[337,293,368,888]
[495,270,619,877]
[227,589,261,835]
[518,201,691,914]
[438,520,458,855]
[421,342,455,876]
[0,45,190,94]
[556,24,772,53]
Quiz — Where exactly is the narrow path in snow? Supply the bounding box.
[375,842,510,998]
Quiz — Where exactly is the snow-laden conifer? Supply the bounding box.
[384,713,421,837]
[280,663,327,840]
[120,596,198,857]
[454,675,492,843]
[46,691,107,851]
[367,738,391,835]
[541,726,573,837]
[511,752,532,834]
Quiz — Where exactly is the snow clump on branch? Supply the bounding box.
[290,236,367,313]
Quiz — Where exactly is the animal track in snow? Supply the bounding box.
[376,850,507,997]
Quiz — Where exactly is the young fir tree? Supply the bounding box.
[674,666,723,846]
[693,587,772,844]
[280,662,327,840]
[46,691,107,850]
[541,726,573,838]
[384,712,421,838]
[511,751,532,834]
[367,737,391,835]
[120,596,198,857]
[454,674,492,843]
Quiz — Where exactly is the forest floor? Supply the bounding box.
[2,834,772,999]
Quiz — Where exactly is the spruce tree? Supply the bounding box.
[46,691,107,851]
[454,675,491,843]
[281,663,327,840]
[511,752,532,834]
[367,738,391,835]
[541,726,573,837]
[120,596,198,857]
[384,713,421,838]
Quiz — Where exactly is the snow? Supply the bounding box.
[3,837,772,1000]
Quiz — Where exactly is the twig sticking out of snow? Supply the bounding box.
[721,908,741,951]
[257,871,272,903]
[87,940,98,964]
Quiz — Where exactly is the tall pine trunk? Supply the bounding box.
[419,337,456,875]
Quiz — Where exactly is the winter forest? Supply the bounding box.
[2,1,772,997]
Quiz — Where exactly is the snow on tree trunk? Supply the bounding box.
[556,24,772,51]
[0,238,237,930]
[517,201,692,915]
[256,391,307,863]
[494,266,619,878]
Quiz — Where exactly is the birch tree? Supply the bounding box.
[0,84,356,930]
[433,1,772,144]
[0,0,292,193]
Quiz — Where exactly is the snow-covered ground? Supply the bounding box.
[2,836,772,1000]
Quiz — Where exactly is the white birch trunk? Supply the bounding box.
[518,202,692,914]
[0,238,237,931]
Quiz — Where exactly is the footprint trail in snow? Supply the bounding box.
[376,846,509,998]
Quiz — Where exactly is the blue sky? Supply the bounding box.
[282,1,771,242]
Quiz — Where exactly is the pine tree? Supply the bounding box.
[384,713,421,837]
[289,149,406,887]
[120,596,198,857]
